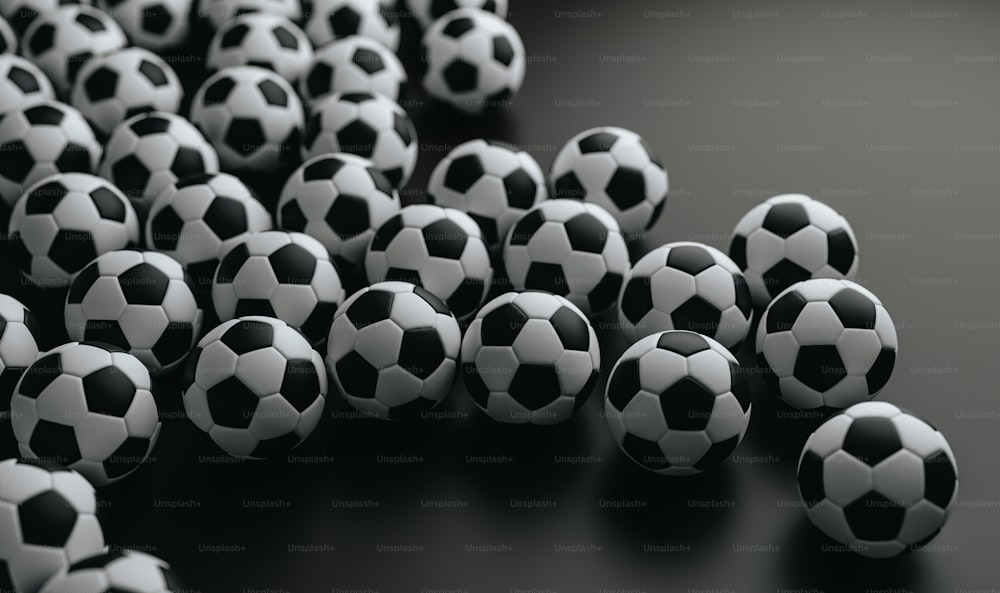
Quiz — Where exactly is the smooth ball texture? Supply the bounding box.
[96,0,192,51]
[406,0,507,29]
[756,278,897,410]
[38,549,185,593]
[206,13,312,84]
[182,316,327,459]
[299,36,407,106]
[461,291,600,425]
[1,0,92,35]
[798,401,958,558]
[0,293,42,408]
[198,0,301,31]
[604,330,752,476]
[305,0,400,52]
[0,55,55,115]
[0,14,16,52]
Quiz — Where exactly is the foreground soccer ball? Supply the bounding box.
[756,278,897,410]
[11,342,161,486]
[206,13,312,84]
[326,281,461,419]
[618,242,753,349]
[406,0,507,29]
[604,330,751,476]
[8,173,139,289]
[365,204,492,320]
[189,65,304,173]
[302,91,417,188]
[550,126,668,236]
[0,101,101,209]
[299,36,407,105]
[427,138,545,251]
[277,152,400,276]
[304,0,400,52]
[96,0,192,51]
[461,291,600,424]
[798,401,958,558]
[0,294,42,408]
[182,316,327,459]
[502,199,628,317]
[0,459,106,593]
[730,193,860,307]
[419,8,525,114]
[65,250,203,374]
[0,55,55,115]
[39,550,184,593]
[199,0,302,31]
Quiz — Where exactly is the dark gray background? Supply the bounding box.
[3,0,999,591]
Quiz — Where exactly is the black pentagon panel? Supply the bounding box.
[18,490,77,547]
[225,118,266,155]
[605,167,645,211]
[659,376,716,430]
[430,0,459,19]
[280,199,307,232]
[462,362,489,407]
[757,351,781,396]
[0,559,12,593]
[83,319,128,351]
[524,263,568,296]
[345,289,394,329]
[369,214,403,251]
[443,154,483,193]
[203,77,236,106]
[793,344,845,392]
[124,104,156,121]
[393,112,412,146]
[220,23,250,48]
[305,63,332,98]
[445,278,483,319]
[281,360,321,412]
[27,23,55,56]
[508,364,559,411]
[150,207,184,251]
[422,218,467,259]
[118,262,170,305]
[765,290,808,334]
[549,306,590,351]
[29,420,81,464]
[693,434,740,471]
[762,259,811,300]
[844,491,905,541]
[762,202,810,238]
[620,276,653,324]
[25,181,67,214]
[138,59,168,87]
[103,436,150,479]
[1,368,23,406]
[503,169,537,210]
[563,213,607,253]
[0,140,32,182]
[667,245,715,275]
[728,234,747,270]
[268,243,316,285]
[492,35,514,66]
[142,4,173,33]
[797,450,826,508]
[328,6,361,36]
[168,151,206,188]
[89,187,127,222]
[55,142,94,174]
[301,301,338,344]
[303,155,345,182]
[480,302,527,347]
[111,155,151,195]
[152,322,193,366]
[207,376,259,428]
[553,171,585,200]
[671,296,722,335]
[82,366,136,417]
[234,299,276,318]
[923,451,957,508]
[413,286,451,316]
[729,360,751,412]
[384,267,421,285]
[69,551,123,572]
[573,369,598,410]
[175,174,216,189]
[83,66,117,102]
[272,25,298,49]
[326,194,369,238]
[352,47,384,74]
[468,213,498,246]
[220,318,274,355]
[202,196,249,242]
[507,209,544,246]
[827,229,856,275]
[8,65,42,93]
[842,417,901,466]
[622,433,670,470]
[25,103,64,125]
[443,60,477,93]
[369,166,395,196]
[74,11,105,31]
[335,350,377,398]
[257,79,288,107]
[49,230,97,275]
[17,353,62,398]
[578,132,617,154]
[732,274,753,317]
[607,359,640,411]
[866,348,895,395]
[130,115,171,136]
[215,241,250,284]
[587,272,623,314]
[337,120,377,157]
[829,288,876,330]
[339,92,371,104]
[399,328,444,379]
[250,432,301,459]
[65,51,92,83]
[656,331,709,356]
[442,16,474,38]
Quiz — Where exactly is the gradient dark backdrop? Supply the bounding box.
[2,1,999,591]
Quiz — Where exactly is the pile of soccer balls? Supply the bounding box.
[0,0,959,590]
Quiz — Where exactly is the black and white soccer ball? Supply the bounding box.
[419,8,525,114]
[730,193,860,308]
[182,315,327,459]
[756,278,897,410]
[206,13,312,84]
[427,138,545,252]
[96,0,192,51]
[0,14,17,51]
[213,230,344,343]
[146,172,272,291]
[277,152,399,276]
[0,55,55,116]
[11,341,161,487]
[797,401,958,558]
[326,281,461,419]
[0,294,43,408]
[189,65,305,173]
[1,0,90,34]
[305,0,400,52]
[69,47,183,139]
[502,199,628,317]
[406,0,507,29]
[365,204,492,320]
[461,291,600,425]
[38,550,184,593]
[0,459,106,593]
[0,101,101,209]
[550,126,669,236]
[618,242,753,349]
[198,0,302,31]
[100,111,221,221]
[8,173,140,289]
[65,250,203,374]
[604,330,752,476]
[302,91,417,188]
[299,36,407,106]
[21,5,127,98]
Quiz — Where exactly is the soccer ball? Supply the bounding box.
[604,330,752,476]
[0,55,55,115]
[365,204,492,320]
[181,316,327,459]
[300,37,407,106]
[277,152,400,276]
[756,278,897,410]
[427,138,545,251]
[419,8,525,114]
[550,126,669,236]
[502,199,628,317]
[797,401,958,558]
[0,101,101,209]
[1,0,90,34]
[618,242,753,349]
[730,193,860,307]
[326,281,461,419]
[206,13,312,84]
[213,231,344,343]
[21,5,127,98]
[96,0,192,51]
[100,111,221,222]
[406,0,507,29]
[38,550,184,593]
[0,15,14,53]
[461,291,600,425]
[189,65,304,173]
[0,293,43,408]
[65,250,203,374]
[302,91,417,188]
[304,0,400,52]
[146,172,272,292]
[0,459,106,593]
[198,0,301,31]
[8,173,140,289]
[70,47,183,139]
[11,341,161,487]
